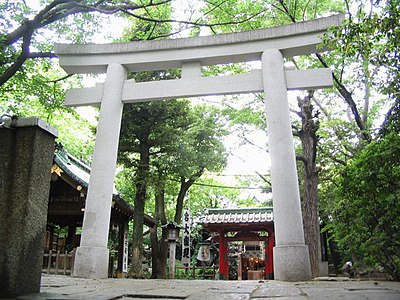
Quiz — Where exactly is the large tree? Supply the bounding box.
[118,98,193,278]
[150,105,227,278]
[118,100,227,278]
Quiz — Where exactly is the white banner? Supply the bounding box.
[182,210,191,267]
[122,223,129,273]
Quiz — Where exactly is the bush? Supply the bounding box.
[331,133,400,280]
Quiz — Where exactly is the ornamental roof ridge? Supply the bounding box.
[206,207,273,215]
[202,207,274,225]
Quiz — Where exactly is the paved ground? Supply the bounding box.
[16,274,400,300]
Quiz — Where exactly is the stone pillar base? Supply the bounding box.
[73,246,109,278]
[273,245,312,281]
[319,261,329,277]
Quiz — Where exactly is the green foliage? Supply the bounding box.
[118,99,193,166]
[171,105,228,178]
[0,57,95,159]
[380,98,400,136]
[174,266,216,280]
[221,94,265,129]
[327,132,400,280]
[322,0,400,128]
[187,177,241,212]
[119,0,172,41]
[0,59,73,113]
[118,99,229,204]
[0,0,106,158]
[115,166,137,205]
[199,0,344,33]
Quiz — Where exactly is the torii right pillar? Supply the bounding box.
[262,49,312,281]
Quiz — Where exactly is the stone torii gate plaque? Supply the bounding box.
[55,14,344,281]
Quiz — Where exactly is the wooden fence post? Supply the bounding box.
[55,250,60,275]
[71,248,76,276]
[47,250,52,274]
[63,251,67,275]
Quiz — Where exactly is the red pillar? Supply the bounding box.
[265,231,275,279]
[218,232,229,280]
[264,238,268,278]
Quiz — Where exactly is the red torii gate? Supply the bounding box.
[202,207,274,280]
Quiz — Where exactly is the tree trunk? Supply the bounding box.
[174,169,203,224]
[150,225,158,278]
[302,165,320,278]
[327,232,342,274]
[174,178,191,224]
[297,91,321,278]
[151,175,168,279]
[157,228,169,278]
[315,54,371,142]
[129,143,150,278]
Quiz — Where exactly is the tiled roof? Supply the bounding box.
[54,144,119,195]
[53,143,157,226]
[203,207,273,224]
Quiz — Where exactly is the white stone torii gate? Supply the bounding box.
[55,14,344,281]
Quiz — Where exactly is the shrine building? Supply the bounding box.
[202,207,274,280]
[45,144,157,277]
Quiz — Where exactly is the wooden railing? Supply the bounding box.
[176,265,217,279]
[42,249,76,276]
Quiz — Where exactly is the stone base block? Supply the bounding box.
[319,261,329,277]
[0,118,57,298]
[273,245,312,281]
[73,246,109,278]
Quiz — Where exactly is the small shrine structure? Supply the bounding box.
[202,207,274,280]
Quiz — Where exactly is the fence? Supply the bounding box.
[42,249,75,276]
[176,265,217,279]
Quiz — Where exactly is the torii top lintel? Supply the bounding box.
[55,14,344,75]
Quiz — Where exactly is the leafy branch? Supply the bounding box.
[0,0,266,87]
[274,0,371,142]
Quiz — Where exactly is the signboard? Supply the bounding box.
[123,223,129,273]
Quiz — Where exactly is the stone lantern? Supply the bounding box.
[165,222,181,241]
[163,222,182,279]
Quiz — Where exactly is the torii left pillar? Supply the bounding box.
[73,63,126,278]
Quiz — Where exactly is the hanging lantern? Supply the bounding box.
[197,240,211,262]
